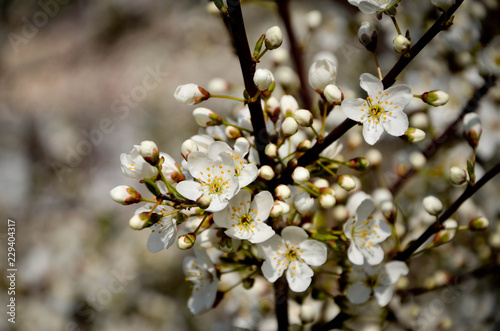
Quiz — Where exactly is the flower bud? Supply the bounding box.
[319,194,336,209]
[225,125,242,139]
[292,166,310,185]
[409,151,426,169]
[423,196,443,216]
[277,200,290,214]
[197,194,212,209]
[275,184,291,200]
[402,127,426,143]
[270,201,284,217]
[422,90,449,107]
[323,84,344,104]
[358,21,378,52]
[259,165,275,180]
[129,212,161,230]
[254,68,274,91]
[282,117,299,136]
[306,10,322,30]
[294,109,313,126]
[314,179,330,189]
[193,107,223,127]
[380,200,397,224]
[309,59,337,91]
[280,95,299,116]
[348,157,369,171]
[265,26,283,50]
[449,166,467,185]
[297,140,311,152]
[338,175,356,191]
[469,216,489,231]
[300,301,316,324]
[218,233,235,253]
[463,113,482,148]
[110,185,142,205]
[177,233,196,250]
[265,143,278,158]
[294,192,315,214]
[393,35,411,53]
[181,139,199,160]
[174,84,209,105]
[139,140,160,165]
[433,219,457,245]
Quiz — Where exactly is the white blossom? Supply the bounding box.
[348,0,397,14]
[120,145,158,180]
[257,226,327,292]
[342,73,412,145]
[135,203,178,252]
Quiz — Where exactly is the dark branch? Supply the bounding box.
[394,161,500,261]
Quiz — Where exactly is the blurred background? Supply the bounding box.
[1,0,500,330]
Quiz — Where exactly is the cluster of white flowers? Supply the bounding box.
[109,0,499,327]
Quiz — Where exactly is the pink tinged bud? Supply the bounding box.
[309,58,337,91]
[393,35,411,53]
[225,125,242,139]
[422,90,449,107]
[265,143,278,158]
[423,196,443,216]
[292,166,310,185]
[139,140,160,165]
[319,194,336,209]
[181,139,199,160]
[323,84,344,105]
[173,84,210,105]
[197,194,212,209]
[403,127,426,143]
[358,21,378,52]
[265,26,283,50]
[463,113,482,148]
[110,185,142,205]
[192,107,222,127]
[258,165,275,180]
[449,166,467,185]
[129,212,161,230]
[275,184,291,200]
[296,140,311,152]
[314,179,330,189]
[254,68,274,91]
[469,216,489,231]
[294,109,313,126]
[348,157,369,171]
[338,175,356,191]
[177,233,197,250]
[282,117,299,136]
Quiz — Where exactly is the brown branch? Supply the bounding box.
[223,0,270,166]
[393,161,500,261]
[389,75,497,195]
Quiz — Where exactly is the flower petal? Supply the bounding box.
[341,98,366,122]
[348,244,365,265]
[381,110,409,137]
[362,120,384,145]
[147,218,177,252]
[176,180,203,201]
[252,191,274,220]
[261,259,284,283]
[300,240,328,266]
[382,261,409,285]
[238,163,258,187]
[346,282,371,304]
[373,285,393,307]
[281,226,309,243]
[286,261,314,292]
[356,198,375,221]
[360,73,384,98]
[359,243,384,265]
[343,217,356,241]
[382,84,413,108]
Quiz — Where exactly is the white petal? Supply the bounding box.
[261,259,283,283]
[252,190,274,220]
[147,219,177,252]
[382,85,413,108]
[356,198,375,221]
[238,163,258,187]
[300,240,328,266]
[206,194,229,212]
[286,260,314,292]
[346,282,371,304]
[346,191,371,216]
[382,261,409,285]
[257,234,285,259]
[373,219,392,242]
[207,141,232,159]
[373,286,393,307]
[246,222,275,243]
[362,120,384,145]
[281,226,309,243]
[176,180,203,201]
[359,244,384,265]
[186,151,211,180]
[343,218,355,241]
[348,244,365,265]
[381,110,409,137]
[360,73,384,98]
[341,98,366,122]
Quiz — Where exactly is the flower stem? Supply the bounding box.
[210,94,246,103]
[391,16,402,35]
[371,52,383,81]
